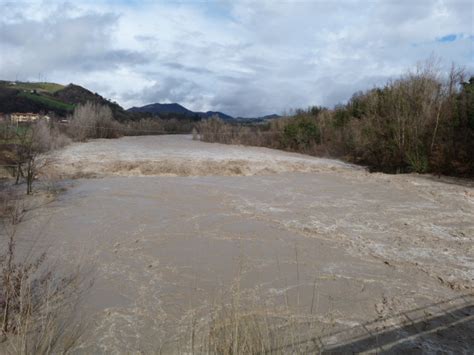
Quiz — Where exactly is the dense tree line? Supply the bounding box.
[199,62,474,177]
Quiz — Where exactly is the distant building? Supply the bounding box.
[10,113,50,124]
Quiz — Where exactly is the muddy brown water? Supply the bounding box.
[15,135,474,352]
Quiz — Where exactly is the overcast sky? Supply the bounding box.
[0,0,473,117]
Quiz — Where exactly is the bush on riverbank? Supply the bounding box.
[0,122,71,194]
[122,117,195,136]
[0,191,87,353]
[68,102,122,140]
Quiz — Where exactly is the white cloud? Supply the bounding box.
[0,0,472,117]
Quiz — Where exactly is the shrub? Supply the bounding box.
[282,117,320,152]
[177,274,325,354]
[11,121,56,194]
[0,200,87,353]
[68,102,122,141]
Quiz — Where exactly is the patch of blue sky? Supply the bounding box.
[187,1,235,21]
[437,34,457,43]
[411,33,471,47]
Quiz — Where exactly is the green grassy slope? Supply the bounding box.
[18,92,75,112]
[0,81,65,93]
[0,81,129,119]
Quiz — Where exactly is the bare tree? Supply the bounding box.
[68,102,121,141]
[0,202,88,353]
[15,121,52,195]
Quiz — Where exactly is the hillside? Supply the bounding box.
[0,81,74,116]
[0,81,65,94]
[199,110,233,120]
[128,103,192,115]
[128,102,278,122]
[0,80,280,122]
[53,84,129,121]
[128,103,232,120]
[0,81,129,120]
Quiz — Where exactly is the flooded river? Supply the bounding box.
[17,135,474,352]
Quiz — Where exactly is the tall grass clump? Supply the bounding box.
[175,260,327,355]
[185,300,322,354]
[0,197,88,354]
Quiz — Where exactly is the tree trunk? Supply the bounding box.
[26,159,33,195]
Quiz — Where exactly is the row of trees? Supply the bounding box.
[199,62,473,176]
[319,62,473,175]
[67,101,195,140]
[0,100,198,195]
[67,101,121,140]
[0,102,118,196]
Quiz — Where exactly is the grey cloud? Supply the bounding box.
[216,75,246,85]
[134,35,156,42]
[210,81,308,118]
[122,77,207,109]
[101,50,150,66]
[162,62,213,75]
[0,10,150,79]
[318,75,392,107]
[1,1,472,117]
[210,87,269,117]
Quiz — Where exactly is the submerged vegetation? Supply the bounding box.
[199,61,474,177]
[0,189,88,354]
[176,276,326,354]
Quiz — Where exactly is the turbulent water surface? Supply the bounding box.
[19,135,474,352]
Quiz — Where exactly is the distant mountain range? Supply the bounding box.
[127,102,279,122]
[0,80,280,122]
[128,103,233,120]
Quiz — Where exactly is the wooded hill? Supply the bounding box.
[0,81,129,120]
[0,81,279,123]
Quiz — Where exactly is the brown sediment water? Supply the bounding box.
[16,135,474,352]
